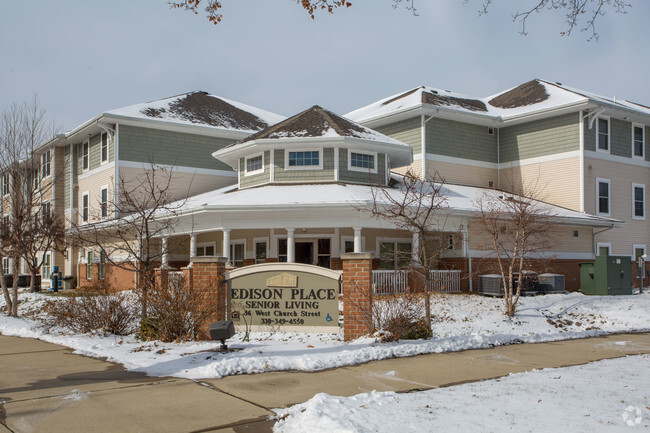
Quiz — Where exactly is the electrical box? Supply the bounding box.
[580,254,633,296]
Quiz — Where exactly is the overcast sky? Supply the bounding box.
[2,1,649,132]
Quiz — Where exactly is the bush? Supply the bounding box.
[139,277,217,342]
[373,294,431,341]
[42,291,138,336]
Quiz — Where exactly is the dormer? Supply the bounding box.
[213,105,412,190]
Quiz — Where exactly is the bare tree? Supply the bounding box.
[362,168,460,336]
[0,97,61,316]
[474,188,555,316]
[72,164,188,318]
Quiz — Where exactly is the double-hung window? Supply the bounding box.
[86,251,93,279]
[286,150,321,169]
[100,186,109,219]
[32,168,39,190]
[82,192,89,222]
[1,173,9,195]
[632,183,645,219]
[255,240,267,264]
[82,142,89,171]
[41,150,51,178]
[596,178,610,216]
[42,252,51,280]
[229,242,245,267]
[633,125,644,158]
[2,257,9,275]
[379,241,412,270]
[101,133,108,163]
[41,201,51,224]
[597,118,609,152]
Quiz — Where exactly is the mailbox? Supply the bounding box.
[209,320,235,351]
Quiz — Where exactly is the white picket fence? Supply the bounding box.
[372,269,461,295]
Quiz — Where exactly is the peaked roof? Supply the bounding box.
[345,79,650,125]
[105,91,285,133]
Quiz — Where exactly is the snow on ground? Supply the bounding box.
[272,355,650,433]
[1,289,649,379]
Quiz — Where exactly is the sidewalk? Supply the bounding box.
[2,332,650,433]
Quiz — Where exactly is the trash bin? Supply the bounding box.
[33,275,41,292]
[50,266,62,292]
[3,274,13,288]
[62,275,75,291]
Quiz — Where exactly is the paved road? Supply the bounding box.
[1,332,650,433]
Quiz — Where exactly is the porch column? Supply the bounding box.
[287,228,295,263]
[222,229,231,265]
[161,236,170,268]
[412,231,420,264]
[353,227,362,253]
[189,233,197,267]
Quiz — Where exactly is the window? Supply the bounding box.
[3,215,10,229]
[42,252,51,280]
[41,201,51,224]
[101,133,108,163]
[596,178,610,216]
[379,241,412,270]
[633,183,645,219]
[634,246,646,263]
[99,251,106,280]
[82,192,89,222]
[41,150,51,178]
[86,251,93,279]
[82,142,89,170]
[348,151,377,173]
[316,238,331,268]
[573,230,580,238]
[597,243,611,256]
[245,154,264,176]
[344,240,354,253]
[287,150,320,169]
[196,242,216,257]
[278,239,287,262]
[229,242,245,267]
[2,257,9,275]
[597,118,609,151]
[1,173,9,195]
[32,168,39,190]
[100,186,108,219]
[633,125,644,158]
[255,240,267,264]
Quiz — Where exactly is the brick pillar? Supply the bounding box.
[190,256,227,339]
[342,253,373,341]
[243,258,255,267]
[330,257,343,270]
[181,266,193,291]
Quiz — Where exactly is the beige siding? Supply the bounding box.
[425,159,497,188]
[499,156,581,210]
[584,156,650,256]
[77,167,114,223]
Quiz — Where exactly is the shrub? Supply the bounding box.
[139,276,217,342]
[372,294,432,341]
[42,291,138,336]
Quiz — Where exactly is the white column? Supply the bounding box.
[189,233,197,266]
[353,227,362,253]
[412,231,420,264]
[161,236,169,268]
[223,229,231,264]
[287,228,295,263]
[332,228,340,258]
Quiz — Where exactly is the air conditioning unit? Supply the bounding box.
[478,274,505,296]
[538,274,565,293]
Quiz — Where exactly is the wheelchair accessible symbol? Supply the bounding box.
[325,313,333,322]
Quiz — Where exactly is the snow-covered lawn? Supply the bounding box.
[272,355,650,433]
[1,289,649,379]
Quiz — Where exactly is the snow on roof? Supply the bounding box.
[105,91,285,132]
[223,105,410,150]
[169,174,616,227]
[346,79,650,123]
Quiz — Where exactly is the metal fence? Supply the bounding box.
[372,269,462,295]
[428,270,461,293]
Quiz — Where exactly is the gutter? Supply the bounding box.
[592,224,616,257]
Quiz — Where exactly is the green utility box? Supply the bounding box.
[580,255,633,296]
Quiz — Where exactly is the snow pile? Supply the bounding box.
[1,290,649,379]
[272,355,650,432]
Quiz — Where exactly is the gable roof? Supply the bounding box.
[105,91,285,133]
[346,79,650,126]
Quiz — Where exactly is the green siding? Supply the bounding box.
[239,151,271,189]
[89,134,101,170]
[118,125,234,171]
[273,148,335,182]
[339,149,386,185]
[583,117,596,152]
[374,118,422,155]
[611,118,631,157]
[426,118,497,163]
[63,146,70,208]
[499,113,580,162]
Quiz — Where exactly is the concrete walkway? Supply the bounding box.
[1,332,650,433]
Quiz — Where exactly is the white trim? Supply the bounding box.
[584,149,650,168]
[632,244,646,261]
[117,160,237,177]
[100,184,109,219]
[468,249,595,260]
[270,148,275,182]
[284,148,323,171]
[347,149,378,174]
[595,177,611,217]
[499,150,582,169]
[632,123,645,160]
[244,152,265,177]
[416,153,499,169]
[596,116,610,153]
[579,111,585,213]
[226,262,342,280]
[78,161,115,180]
[333,147,339,181]
[596,242,612,256]
[632,183,645,220]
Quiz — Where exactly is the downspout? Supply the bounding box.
[579,111,585,212]
[585,107,605,130]
[496,127,500,189]
[421,111,439,178]
[114,124,120,218]
[593,224,615,258]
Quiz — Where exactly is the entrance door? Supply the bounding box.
[295,242,314,264]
